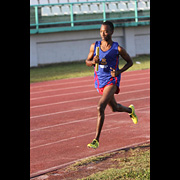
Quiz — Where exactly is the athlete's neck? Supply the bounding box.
[101,40,113,47]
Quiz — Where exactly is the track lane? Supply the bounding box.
[30,69,149,91]
[30,106,149,177]
[30,69,150,178]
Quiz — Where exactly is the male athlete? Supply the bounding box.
[86,21,138,149]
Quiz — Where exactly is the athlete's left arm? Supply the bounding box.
[118,45,133,74]
[111,46,133,77]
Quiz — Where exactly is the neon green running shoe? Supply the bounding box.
[129,104,138,124]
[87,139,99,149]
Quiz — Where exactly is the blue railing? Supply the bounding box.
[30,0,150,34]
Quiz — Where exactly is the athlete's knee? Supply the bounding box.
[112,106,117,112]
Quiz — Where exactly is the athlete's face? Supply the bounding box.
[100,25,113,41]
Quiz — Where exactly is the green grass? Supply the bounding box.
[78,145,150,180]
[30,55,150,83]
[43,143,150,179]
[65,153,113,172]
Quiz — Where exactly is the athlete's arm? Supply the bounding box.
[118,45,133,73]
[110,46,133,77]
[86,43,99,67]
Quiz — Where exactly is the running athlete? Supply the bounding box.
[86,21,138,149]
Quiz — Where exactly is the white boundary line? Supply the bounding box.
[30,140,150,179]
[30,77,149,95]
[31,88,150,109]
[30,106,149,132]
[30,96,150,119]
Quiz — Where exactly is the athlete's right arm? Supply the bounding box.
[86,43,99,67]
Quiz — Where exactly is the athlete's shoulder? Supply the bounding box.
[118,45,129,56]
[91,42,95,47]
[90,43,95,52]
[90,41,100,48]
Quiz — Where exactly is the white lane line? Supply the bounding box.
[31,112,150,149]
[30,71,150,89]
[30,96,150,119]
[30,77,149,95]
[30,105,96,119]
[30,89,95,101]
[30,126,121,150]
[30,88,150,109]
[30,84,93,95]
[31,96,99,109]
[30,106,150,132]
[30,81,150,101]
[30,79,93,89]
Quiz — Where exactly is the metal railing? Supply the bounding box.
[30,0,150,34]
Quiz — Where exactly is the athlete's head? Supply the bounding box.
[100,21,114,41]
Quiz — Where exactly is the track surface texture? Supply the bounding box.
[30,69,150,178]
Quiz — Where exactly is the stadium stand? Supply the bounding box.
[30,0,150,34]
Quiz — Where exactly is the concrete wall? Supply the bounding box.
[30,25,150,67]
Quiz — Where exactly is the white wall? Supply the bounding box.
[30,25,149,67]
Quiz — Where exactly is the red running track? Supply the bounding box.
[30,69,150,178]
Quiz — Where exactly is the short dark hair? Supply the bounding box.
[102,21,114,32]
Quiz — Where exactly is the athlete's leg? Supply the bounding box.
[95,85,117,142]
[108,95,132,113]
[108,92,138,124]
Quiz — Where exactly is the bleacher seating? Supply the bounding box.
[52,5,61,15]
[39,0,49,4]
[73,4,81,14]
[138,1,147,10]
[30,0,150,13]
[127,1,135,11]
[90,3,100,13]
[108,3,118,12]
[41,6,52,16]
[30,0,150,17]
[81,4,90,14]
[30,0,38,5]
[30,0,150,33]
[50,0,58,3]
[118,2,128,11]
[61,4,70,14]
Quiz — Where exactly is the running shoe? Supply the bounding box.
[129,104,138,124]
[87,139,99,149]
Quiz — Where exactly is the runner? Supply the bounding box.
[86,21,138,149]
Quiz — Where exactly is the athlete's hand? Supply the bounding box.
[92,55,99,65]
[110,67,121,77]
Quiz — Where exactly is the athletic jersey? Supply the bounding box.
[93,41,121,89]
